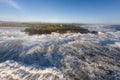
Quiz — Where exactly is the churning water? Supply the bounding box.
[0,25,120,80]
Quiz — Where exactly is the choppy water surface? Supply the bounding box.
[0,26,120,80]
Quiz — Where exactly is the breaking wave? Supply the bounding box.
[0,26,120,80]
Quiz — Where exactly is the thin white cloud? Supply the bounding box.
[0,0,21,10]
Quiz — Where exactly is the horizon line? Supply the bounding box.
[0,20,120,25]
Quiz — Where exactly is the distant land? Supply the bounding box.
[0,21,98,35]
[0,21,84,30]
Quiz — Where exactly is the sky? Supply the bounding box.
[0,0,120,24]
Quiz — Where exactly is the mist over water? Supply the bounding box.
[0,25,120,80]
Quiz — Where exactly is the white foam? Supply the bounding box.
[0,25,120,80]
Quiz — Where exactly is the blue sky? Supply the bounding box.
[0,0,120,24]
